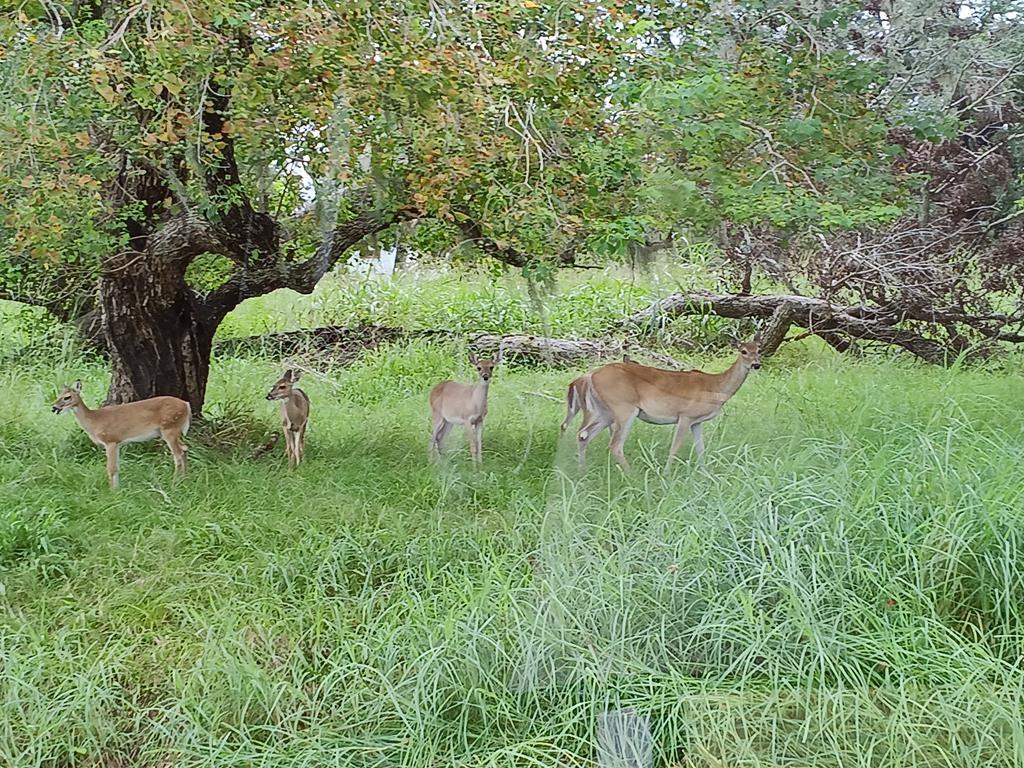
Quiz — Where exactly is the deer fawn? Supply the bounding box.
[567,333,762,471]
[429,350,500,463]
[265,369,310,468]
[51,381,191,490]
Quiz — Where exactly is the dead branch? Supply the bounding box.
[621,291,959,365]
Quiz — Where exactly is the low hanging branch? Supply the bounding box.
[620,291,963,364]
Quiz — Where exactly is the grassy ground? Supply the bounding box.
[2,268,1024,767]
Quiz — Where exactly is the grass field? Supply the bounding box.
[2,268,1024,767]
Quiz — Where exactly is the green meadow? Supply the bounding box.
[2,268,1024,767]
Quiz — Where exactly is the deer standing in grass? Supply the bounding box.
[567,333,762,471]
[429,350,500,463]
[265,369,310,468]
[51,382,191,490]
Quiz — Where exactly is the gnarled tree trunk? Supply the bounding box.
[100,260,216,411]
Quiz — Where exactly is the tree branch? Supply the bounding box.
[622,291,959,365]
[200,186,408,323]
[456,217,581,268]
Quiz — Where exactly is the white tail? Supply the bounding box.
[560,374,591,434]
[560,354,635,435]
[429,349,500,464]
[265,369,310,468]
[52,381,191,490]
[575,333,762,471]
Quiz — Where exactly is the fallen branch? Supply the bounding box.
[470,333,684,368]
[621,291,955,364]
[214,324,427,360]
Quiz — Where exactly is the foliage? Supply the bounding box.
[0,506,67,568]
[0,0,939,310]
[615,31,906,239]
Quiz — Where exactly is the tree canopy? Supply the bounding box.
[1,1,1022,407]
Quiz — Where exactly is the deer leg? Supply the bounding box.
[287,429,299,469]
[691,422,706,466]
[431,418,453,455]
[561,387,580,433]
[576,412,610,469]
[161,429,187,476]
[472,420,484,465]
[463,422,480,463]
[430,416,443,454]
[296,424,306,465]
[666,416,692,471]
[608,408,638,471]
[104,442,120,490]
[560,409,574,434]
[565,401,591,437]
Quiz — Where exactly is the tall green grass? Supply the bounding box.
[2,335,1024,767]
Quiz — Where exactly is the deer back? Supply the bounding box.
[590,362,736,421]
[84,397,191,444]
[281,388,310,428]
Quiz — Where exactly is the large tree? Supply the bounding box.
[1,0,942,410]
[1,0,650,410]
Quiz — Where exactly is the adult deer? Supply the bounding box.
[568,333,762,470]
[265,369,310,468]
[51,381,191,490]
[429,350,500,463]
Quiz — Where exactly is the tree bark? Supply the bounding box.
[94,188,406,414]
[100,253,216,412]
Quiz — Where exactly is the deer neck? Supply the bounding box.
[472,379,490,411]
[709,355,750,401]
[70,399,99,437]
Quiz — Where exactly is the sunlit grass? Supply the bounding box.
[2,335,1024,766]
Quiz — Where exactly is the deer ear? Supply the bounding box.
[73,380,83,392]
[291,369,302,382]
[468,350,479,365]
[493,348,502,365]
[282,369,293,381]
[753,331,762,344]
